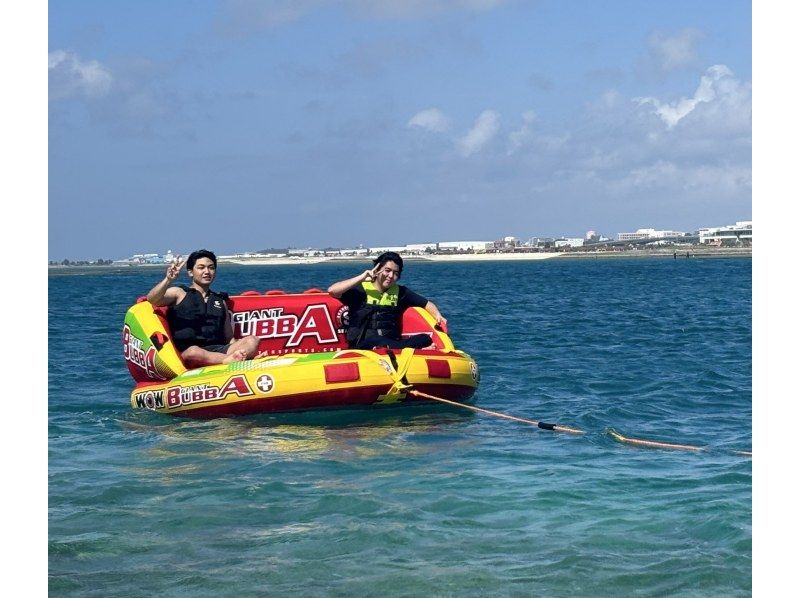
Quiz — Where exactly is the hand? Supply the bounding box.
[363,266,379,282]
[166,256,185,281]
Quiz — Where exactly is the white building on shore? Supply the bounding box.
[438,241,494,252]
[555,238,585,248]
[405,243,437,253]
[698,221,752,245]
[368,245,407,255]
[617,228,687,241]
[114,250,175,265]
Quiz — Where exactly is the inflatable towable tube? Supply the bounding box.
[123,289,479,418]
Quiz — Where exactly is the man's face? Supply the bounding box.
[189,257,216,286]
[374,261,400,291]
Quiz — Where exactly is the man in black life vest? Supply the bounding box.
[328,251,447,350]
[146,249,259,367]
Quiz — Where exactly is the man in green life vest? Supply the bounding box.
[328,251,447,350]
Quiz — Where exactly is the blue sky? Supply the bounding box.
[48,0,752,260]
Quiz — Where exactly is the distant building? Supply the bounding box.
[527,237,555,248]
[369,246,407,255]
[438,241,494,252]
[698,221,752,245]
[339,248,369,256]
[491,236,520,250]
[617,228,686,241]
[585,231,609,242]
[555,238,585,248]
[405,243,437,253]
[115,250,175,265]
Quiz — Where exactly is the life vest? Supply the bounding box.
[166,286,230,351]
[346,281,401,346]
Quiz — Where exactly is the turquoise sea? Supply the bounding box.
[49,258,752,596]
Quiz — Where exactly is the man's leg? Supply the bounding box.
[402,334,433,349]
[181,345,239,367]
[227,335,260,359]
[355,334,402,350]
[355,334,431,350]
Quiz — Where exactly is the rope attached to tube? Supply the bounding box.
[407,389,585,435]
[407,389,751,457]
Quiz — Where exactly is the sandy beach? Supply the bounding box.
[223,252,562,266]
[222,246,751,266]
[48,246,751,272]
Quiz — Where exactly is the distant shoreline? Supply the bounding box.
[223,247,751,265]
[48,247,751,273]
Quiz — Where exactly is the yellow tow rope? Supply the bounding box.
[345,349,752,458]
[408,388,751,457]
[408,389,585,435]
[607,429,704,452]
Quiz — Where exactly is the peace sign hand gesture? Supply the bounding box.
[363,265,379,282]
[165,256,185,281]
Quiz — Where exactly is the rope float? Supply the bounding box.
[409,388,751,457]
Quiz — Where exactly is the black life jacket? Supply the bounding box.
[346,282,401,346]
[166,286,230,351]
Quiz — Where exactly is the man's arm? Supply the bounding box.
[224,310,235,342]
[147,257,186,306]
[402,287,447,328]
[424,301,447,328]
[327,266,378,298]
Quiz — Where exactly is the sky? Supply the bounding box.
[48,0,752,260]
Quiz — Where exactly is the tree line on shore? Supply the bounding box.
[49,259,115,266]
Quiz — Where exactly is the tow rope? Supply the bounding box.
[346,349,751,457]
[408,389,585,435]
[409,388,751,458]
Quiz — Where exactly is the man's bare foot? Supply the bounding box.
[223,349,248,364]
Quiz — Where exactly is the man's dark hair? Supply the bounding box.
[373,251,403,275]
[186,249,217,270]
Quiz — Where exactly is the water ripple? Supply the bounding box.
[49,259,751,595]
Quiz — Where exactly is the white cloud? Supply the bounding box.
[407,108,451,133]
[635,65,737,129]
[685,164,751,192]
[49,50,113,101]
[648,29,703,72]
[507,110,536,155]
[619,160,680,189]
[597,89,622,110]
[459,109,500,156]
[610,160,751,197]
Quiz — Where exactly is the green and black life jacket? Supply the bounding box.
[166,286,230,351]
[346,281,402,346]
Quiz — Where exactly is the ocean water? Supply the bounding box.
[49,258,752,596]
